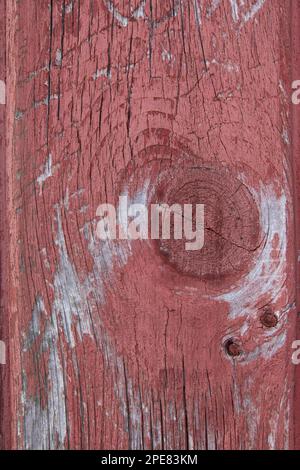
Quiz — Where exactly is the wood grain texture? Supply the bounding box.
[0,0,9,450]
[292,0,300,451]
[0,0,299,450]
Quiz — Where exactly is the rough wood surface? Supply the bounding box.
[292,0,300,451]
[0,0,8,450]
[0,0,299,450]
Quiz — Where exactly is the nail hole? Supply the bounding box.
[260,309,278,328]
[224,339,242,357]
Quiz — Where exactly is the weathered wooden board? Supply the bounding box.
[0,0,8,450]
[0,0,299,450]
[292,0,300,451]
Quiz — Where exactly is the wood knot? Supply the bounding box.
[152,164,261,285]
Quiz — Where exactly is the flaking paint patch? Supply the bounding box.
[64,1,73,14]
[15,110,24,120]
[51,206,93,347]
[243,0,266,24]
[282,129,290,145]
[23,295,46,352]
[21,202,103,448]
[21,202,103,447]
[207,59,239,73]
[132,0,146,19]
[243,331,287,364]
[37,154,52,194]
[55,49,62,66]
[83,216,131,292]
[284,402,290,449]
[104,0,129,27]
[34,94,59,109]
[206,0,221,18]
[92,68,112,81]
[193,0,201,25]
[23,300,149,450]
[103,0,180,27]
[80,183,162,449]
[22,342,67,449]
[267,379,290,449]
[230,0,239,22]
[209,0,267,26]
[241,394,260,448]
[162,49,174,63]
[279,80,287,99]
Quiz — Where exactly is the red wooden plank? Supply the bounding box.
[0,0,9,450]
[292,0,300,451]
[0,0,299,450]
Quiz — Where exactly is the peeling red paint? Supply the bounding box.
[292,0,300,452]
[0,0,299,450]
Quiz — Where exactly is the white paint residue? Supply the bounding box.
[92,68,112,81]
[243,331,287,364]
[63,187,69,210]
[102,0,266,28]
[103,0,181,27]
[37,154,52,194]
[34,94,59,108]
[267,379,289,449]
[242,393,260,449]
[282,129,290,145]
[23,343,67,450]
[284,402,290,449]
[55,49,62,66]
[162,49,173,63]
[230,0,239,22]
[279,80,287,99]
[104,0,128,27]
[206,0,221,18]
[268,432,275,450]
[132,0,146,19]
[47,344,67,447]
[65,1,73,14]
[243,0,266,23]
[207,59,239,73]
[217,184,288,319]
[51,206,92,348]
[23,295,46,352]
[193,0,201,25]
[15,110,24,120]
[21,190,148,448]
[205,0,266,25]
[132,180,150,206]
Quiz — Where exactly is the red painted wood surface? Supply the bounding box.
[0,0,299,450]
[292,0,300,451]
[0,0,8,450]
